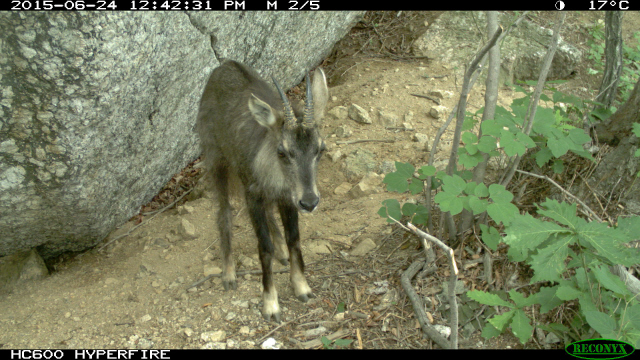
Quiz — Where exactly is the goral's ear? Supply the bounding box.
[248,93,276,128]
[311,68,329,125]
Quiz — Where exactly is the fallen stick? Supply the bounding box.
[335,139,395,145]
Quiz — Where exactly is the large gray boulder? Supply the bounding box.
[0,12,362,259]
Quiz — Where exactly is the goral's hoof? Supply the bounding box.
[222,279,237,291]
[262,310,282,323]
[297,292,316,303]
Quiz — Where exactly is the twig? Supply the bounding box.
[299,329,351,349]
[422,75,448,79]
[400,260,451,349]
[410,93,440,105]
[258,308,324,344]
[516,170,602,222]
[98,188,193,251]
[389,217,458,348]
[335,139,395,145]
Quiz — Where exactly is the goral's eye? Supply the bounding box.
[277,145,287,158]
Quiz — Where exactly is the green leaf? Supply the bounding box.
[627,304,640,330]
[552,159,564,173]
[395,161,415,178]
[548,134,571,158]
[481,119,502,137]
[383,172,409,193]
[333,339,353,348]
[465,142,479,156]
[579,221,636,266]
[378,199,401,223]
[460,150,481,168]
[488,184,514,204]
[530,237,572,282]
[516,132,536,149]
[592,264,632,296]
[487,202,518,225]
[435,191,464,215]
[501,130,527,157]
[478,135,498,153]
[584,310,618,338]
[480,224,502,251]
[462,131,479,144]
[467,290,513,307]
[418,165,436,179]
[469,195,488,214]
[537,199,583,229]
[412,205,429,225]
[556,284,582,301]
[508,289,538,307]
[567,128,592,146]
[534,147,554,167]
[481,323,502,339]
[510,310,534,344]
[402,202,417,217]
[408,178,424,195]
[474,183,489,197]
[537,286,564,314]
[489,310,516,332]
[616,216,640,242]
[442,174,467,195]
[503,214,567,262]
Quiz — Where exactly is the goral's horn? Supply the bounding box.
[302,73,315,128]
[272,76,296,128]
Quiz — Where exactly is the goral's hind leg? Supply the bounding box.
[214,162,236,291]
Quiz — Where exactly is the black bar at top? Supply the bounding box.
[5,0,634,11]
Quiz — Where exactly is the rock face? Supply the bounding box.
[0,12,363,258]
[413,12,582,84]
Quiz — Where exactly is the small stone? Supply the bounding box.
[178,205,195,215]
[308,240,332,254]
[327,150,342,163]
[429,105,448,119]
[350,238,376,256]
[413,133,429,144]
[304,326,328,338]
[348,172,382,199]
[201,330,226,343]
[378,110,399,127]
[203,265,222,277]
[348,104,372,124]
[261,337,280,350]
[404,111,414,123]
[428,90,444,99]
[334,182,351,195]
[327,106,348,120]
[180,219,197,239]
[335,125,352,138]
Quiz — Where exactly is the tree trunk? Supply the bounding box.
[594,76,640,146]
[594,12,624,112]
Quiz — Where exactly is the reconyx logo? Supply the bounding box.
[566,339,635,360]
